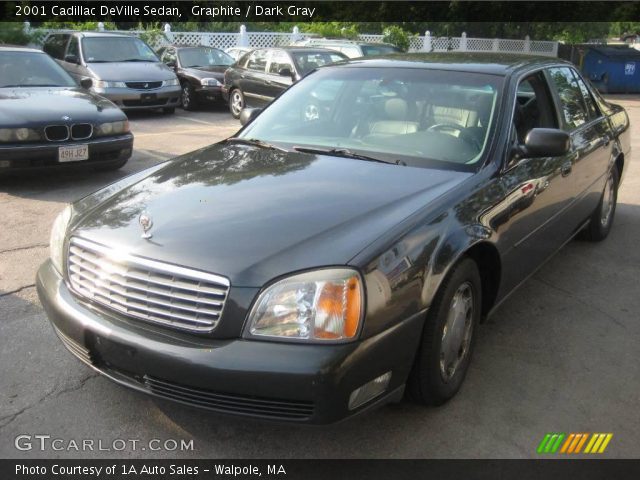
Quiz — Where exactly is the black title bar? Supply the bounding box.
[3,1,640,23]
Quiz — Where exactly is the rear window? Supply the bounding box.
[360,45,402,56]
[291,51,347,75]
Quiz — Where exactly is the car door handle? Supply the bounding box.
[561,160,573,177]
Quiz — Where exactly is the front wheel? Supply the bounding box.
[229,88,244,119]
[407,257,482,405]
[181,83,196,111]
[584,165,619,241]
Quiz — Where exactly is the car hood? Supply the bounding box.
[181,66,228,80]
[87,62,176,82]
[73,144,470,287]
[0,87,122,125]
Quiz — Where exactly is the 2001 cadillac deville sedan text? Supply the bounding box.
[37,53,630,424]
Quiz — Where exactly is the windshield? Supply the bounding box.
[178,47,234,68]
[291,51,347,75]
[0,51,76,88]
[361,45,402,56]
[81,37,158,63]
[240,67,502,170]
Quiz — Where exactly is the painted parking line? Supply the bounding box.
[175,115,228,126]
[134,127,220,138]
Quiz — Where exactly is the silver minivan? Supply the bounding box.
[43,32,181,114]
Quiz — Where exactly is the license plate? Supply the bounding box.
[58,144,89,163]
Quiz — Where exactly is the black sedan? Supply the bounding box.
[37,53,629,424]
[158,46,234,110]
[0,46,133,173]
[222,46,347,118]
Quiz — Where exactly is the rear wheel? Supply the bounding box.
[584,166,619,241]
[229,88,244,118]
[407,257,482,405]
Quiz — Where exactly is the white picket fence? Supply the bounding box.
[25,22,559,57]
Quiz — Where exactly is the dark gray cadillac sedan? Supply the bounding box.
[37,54,630,423]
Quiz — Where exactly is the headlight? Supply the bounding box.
[164,78,179,86]
[201,77,222,87]
[0,128,41,142]
[50,205,72,274]
[95,120,129,137]
[93,80,126,89]
[246,268,363,342]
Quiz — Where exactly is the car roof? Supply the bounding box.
[165,45,224,50]
[48,31,136,38]
[332,52,569,76]
[0,45,43,53]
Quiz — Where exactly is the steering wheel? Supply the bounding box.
[427,123,464,135]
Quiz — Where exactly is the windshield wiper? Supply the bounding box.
[120,58,155,62]
[223,138,288,152]
[292,146,399,165]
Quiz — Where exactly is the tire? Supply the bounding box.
[407,257,482,406]
[229,88,244,119]
[584,165,619,242]
[181,82,196,111]
[94,158,128,172]
[162,107,175,114]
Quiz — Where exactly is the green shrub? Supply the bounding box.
[382,25,412,52]
[300,22,359,40]
[0,22,44,45]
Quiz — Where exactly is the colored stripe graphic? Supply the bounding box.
[538,433,613,454]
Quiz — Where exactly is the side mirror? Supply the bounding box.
[278,67,293,78]
[239,107,262,126]
[79,77,93,89]
[521,128,570,158]
[64,54,79,64]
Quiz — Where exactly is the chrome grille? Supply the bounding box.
[67,237,230,333]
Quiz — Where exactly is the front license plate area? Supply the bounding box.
[58,144,89,162]
[141,93,158,103]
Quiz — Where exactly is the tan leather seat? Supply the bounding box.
[369,98,419,135]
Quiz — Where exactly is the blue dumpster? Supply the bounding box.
[581,46,640,93]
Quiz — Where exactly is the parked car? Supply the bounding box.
[158,45,234,110]
[293,38,402,58]
[225,46,252,61]
[222,46,347,117]
[43,32,181,114]
[0,46,133,173]
[38,53,629,424]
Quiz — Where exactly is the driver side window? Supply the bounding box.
[513,72,558,144]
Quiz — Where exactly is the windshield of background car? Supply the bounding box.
[178,47,234,68]
[291,51,348,75]
[361,45,402,56]
[240,67,503,170]
[81,37,158,63]
[0,51,76,88]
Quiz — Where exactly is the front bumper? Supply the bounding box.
[92,86,181,110]
[0,134,133,172]
[36,260,424,424]
[195,85,224,103]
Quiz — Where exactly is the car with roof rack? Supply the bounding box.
[292,38,403,58]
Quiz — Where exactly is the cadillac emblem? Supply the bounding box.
[139,212,153,239]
